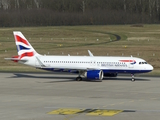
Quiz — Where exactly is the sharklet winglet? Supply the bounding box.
[88,50,94,57]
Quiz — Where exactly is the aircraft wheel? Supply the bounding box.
[76,77,82,81]
[131,74,135,82]
[131,78,135,82]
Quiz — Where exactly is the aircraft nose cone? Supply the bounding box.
[149,64,154,71]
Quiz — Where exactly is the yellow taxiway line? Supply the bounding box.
[48,108,123,116]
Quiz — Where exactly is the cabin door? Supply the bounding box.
[129,60,134,68]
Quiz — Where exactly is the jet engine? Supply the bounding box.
[84,70,103,80]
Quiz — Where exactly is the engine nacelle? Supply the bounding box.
[85,70,103,80]
[104,73,118,77]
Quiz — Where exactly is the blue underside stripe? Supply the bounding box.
[41,68,152,74]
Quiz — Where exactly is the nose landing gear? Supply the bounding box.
[131,74,135,82]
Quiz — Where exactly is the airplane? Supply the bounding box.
[5,31,153,82]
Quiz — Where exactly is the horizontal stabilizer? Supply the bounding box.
[4,58,28,62]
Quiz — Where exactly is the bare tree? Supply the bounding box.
[124,0,126,12]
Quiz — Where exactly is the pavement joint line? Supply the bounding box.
[129,100,134,103]
[115,94,123,95]
[102,106,107,107]
[109,104,115,106]
[137,110,160,112]
[150,98,157,100]
[119,102,124,104]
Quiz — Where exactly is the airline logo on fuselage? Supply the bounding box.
[119,60,136,64]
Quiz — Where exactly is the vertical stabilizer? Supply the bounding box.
[13,31,38,59]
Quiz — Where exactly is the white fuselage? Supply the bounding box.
[24,55,153,74]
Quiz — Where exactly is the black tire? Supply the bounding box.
[76,77,82,81]
[131,78,135,82]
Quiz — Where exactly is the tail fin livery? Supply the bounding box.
[13,31,37,58]
[5,31,38,62]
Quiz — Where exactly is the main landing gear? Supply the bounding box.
[76,76,82,81]
[131,74,135,82]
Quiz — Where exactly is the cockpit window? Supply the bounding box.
[139,62,147,65]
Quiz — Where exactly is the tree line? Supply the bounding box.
[0,0,160,27]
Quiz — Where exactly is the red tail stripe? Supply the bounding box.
[15,35,29,46]
[12,55,19,62]
[20,52,34,59]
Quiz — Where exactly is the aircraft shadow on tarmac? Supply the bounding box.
[10,73,150,83]
[11,73,76,83]
[103,77,150,82]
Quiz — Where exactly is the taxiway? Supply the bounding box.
[0,73,160,120]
